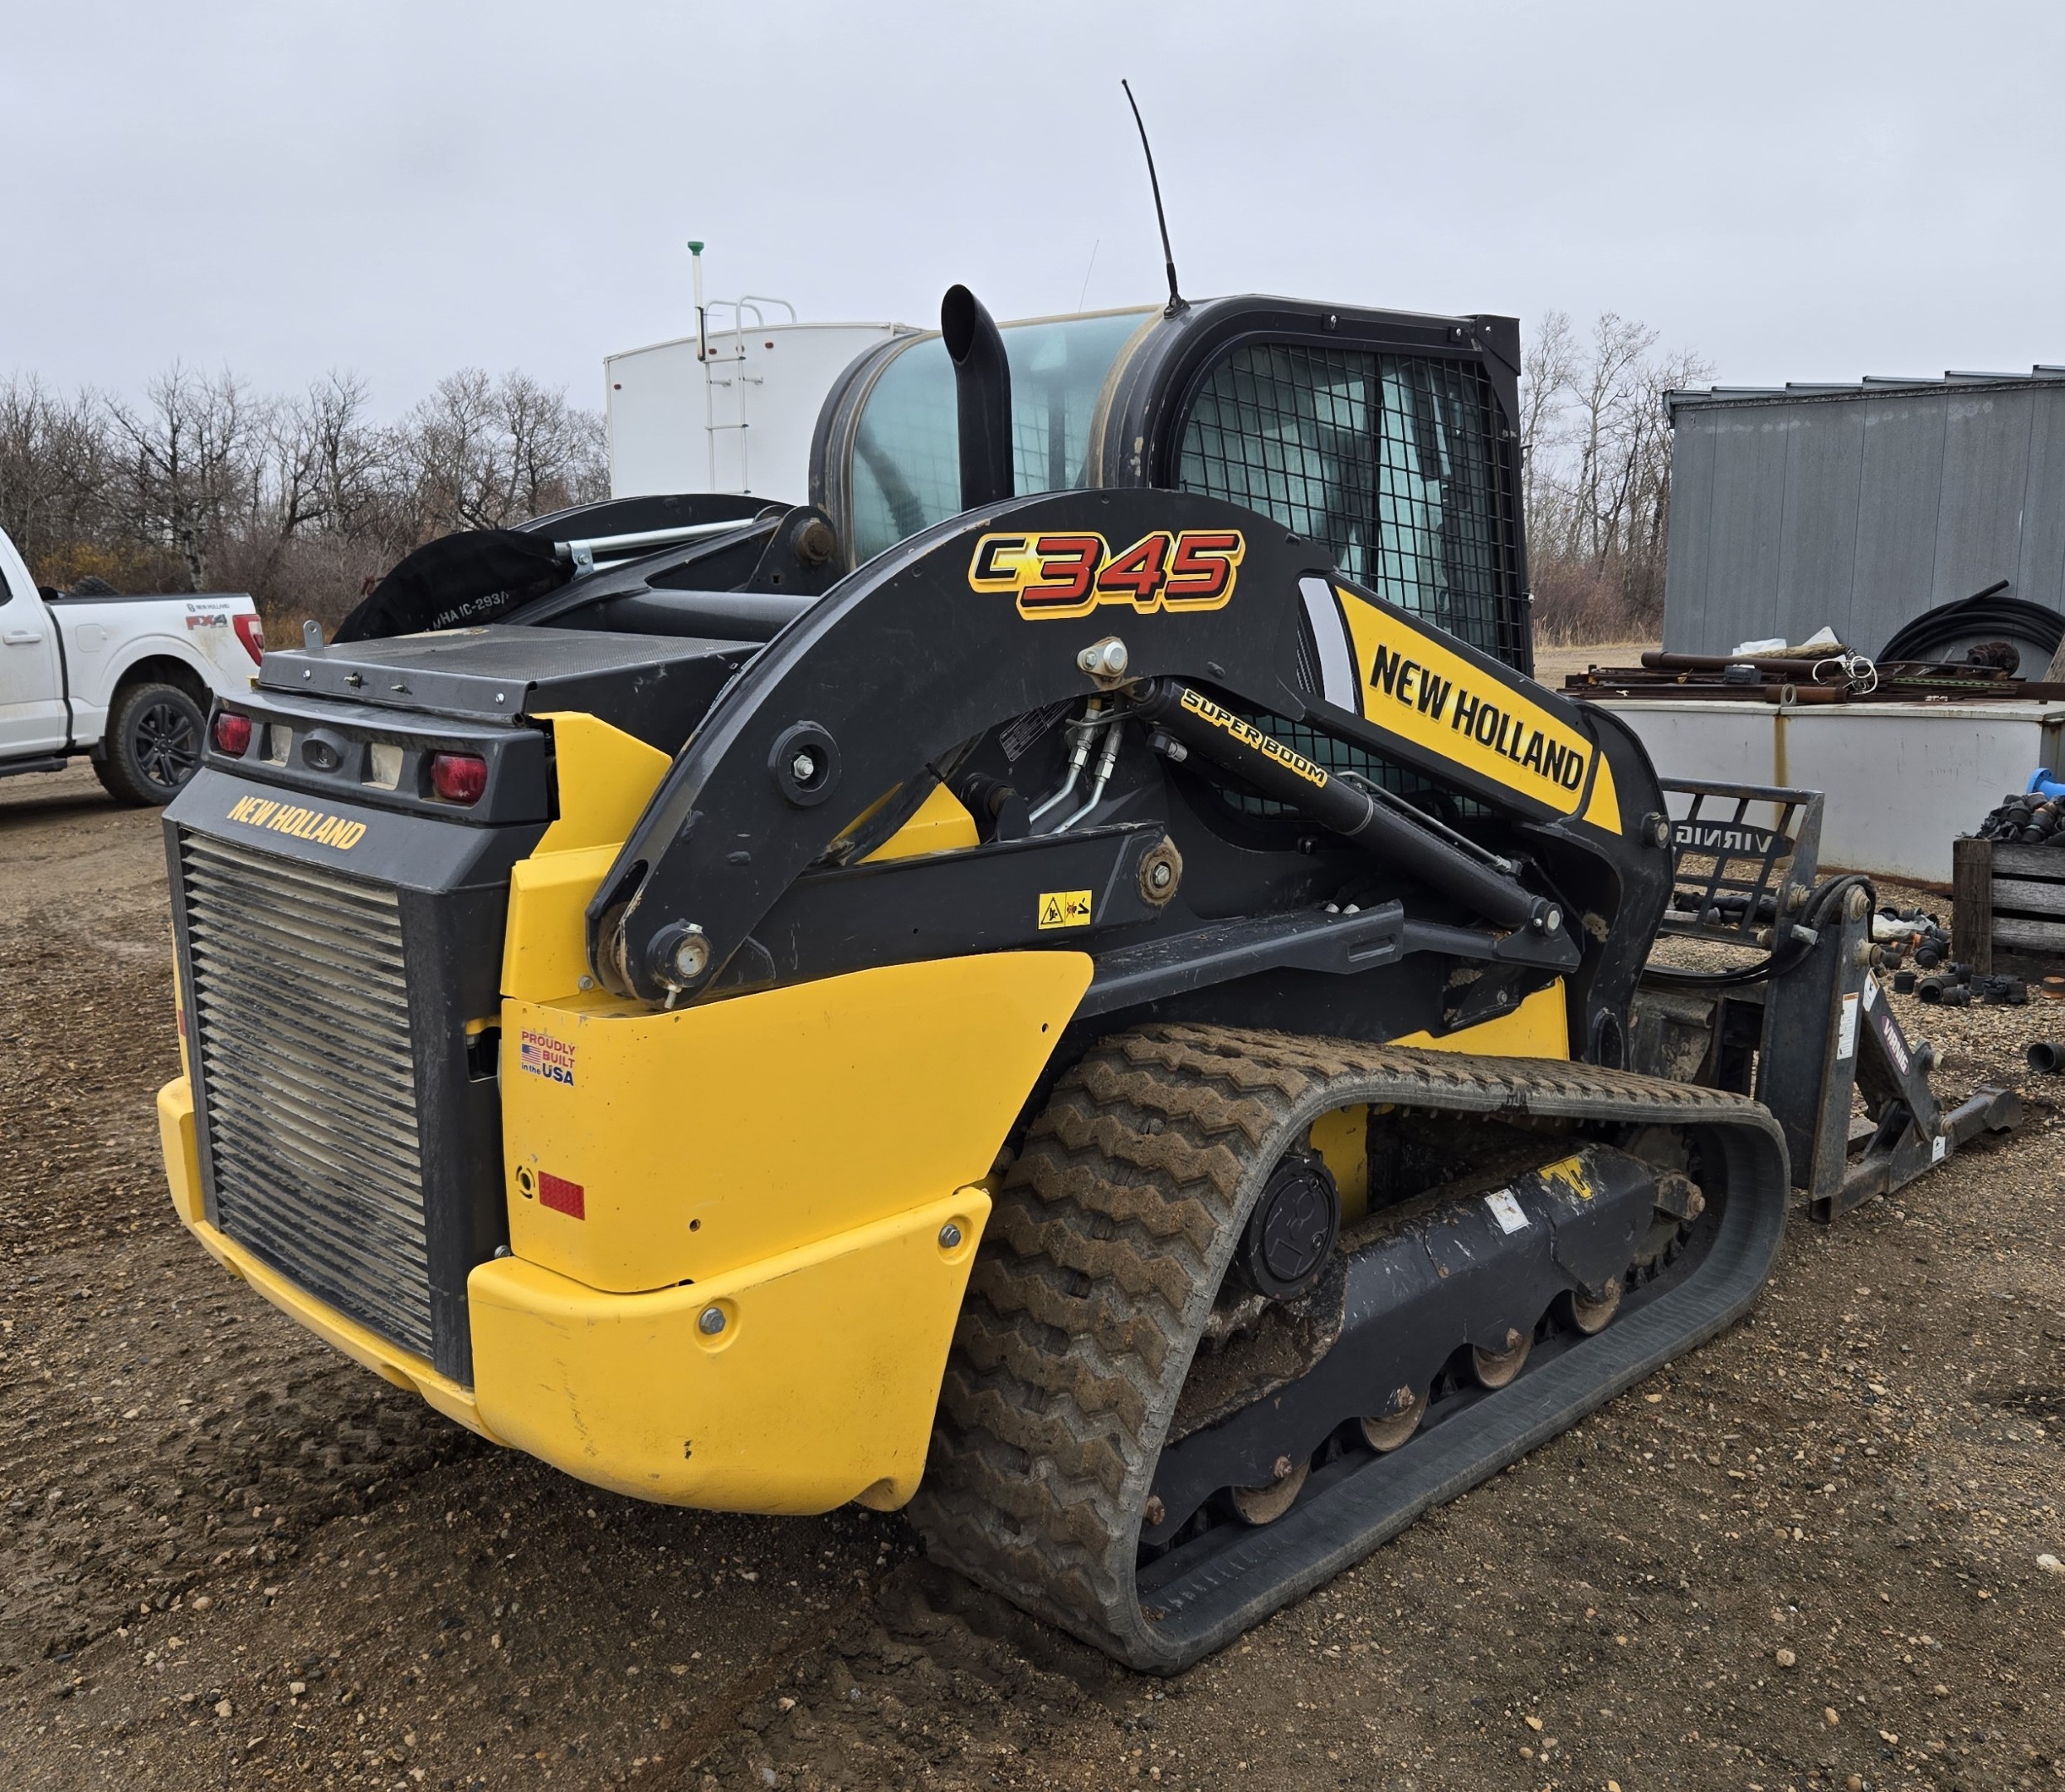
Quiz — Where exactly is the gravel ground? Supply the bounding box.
[2,761,2062,1792]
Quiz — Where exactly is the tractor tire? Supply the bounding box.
[95,680,207,806]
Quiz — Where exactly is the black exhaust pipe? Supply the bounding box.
[941,285,1014,512]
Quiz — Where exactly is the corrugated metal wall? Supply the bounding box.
[1663,382,2065,655]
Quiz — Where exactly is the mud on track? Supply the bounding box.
[2,762,2062,1791]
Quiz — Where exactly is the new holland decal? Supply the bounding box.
[969,528,1244,618]
[225,793,366,850]
[1332,586,1618,829]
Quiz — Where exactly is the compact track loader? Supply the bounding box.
[156,287,2014,1671]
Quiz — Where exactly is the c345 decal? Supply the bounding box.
[969,528,1244,619]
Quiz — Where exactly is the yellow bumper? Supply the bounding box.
[158,1074,988,1513]
[470,1186,988,1512]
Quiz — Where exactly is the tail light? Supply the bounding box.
[212,712,253,756]
[233,614,265,665]
[430,752,488,805]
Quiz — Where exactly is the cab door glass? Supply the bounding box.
[1176,344,1517,663]
[849,309,1154,563]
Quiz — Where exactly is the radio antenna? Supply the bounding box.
[1121,80,1187,318]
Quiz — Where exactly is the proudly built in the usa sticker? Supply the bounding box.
[519,1030,575,1087]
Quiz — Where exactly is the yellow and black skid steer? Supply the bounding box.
[155,286,2015,1672]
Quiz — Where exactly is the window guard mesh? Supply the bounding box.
[1176,344,1524,667]
[1178,342,1522,819]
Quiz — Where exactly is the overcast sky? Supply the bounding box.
[7,0,2063,417]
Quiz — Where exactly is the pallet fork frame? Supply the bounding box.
[1630,778,2021,1221]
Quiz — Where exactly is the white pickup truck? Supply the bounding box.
[0,526,264,804]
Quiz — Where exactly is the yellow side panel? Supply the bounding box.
[470,1186,989,1513]
[156,1077,496,1439]
[502,844,621,1002]
[499,714,672,1004]
[531,712,670,854]
[1308,1105,1369,1225]
[863,782,981,861]
[158,1075,206,1226]
[1581,752,1622,834]
[1393,981,1569,1059]
[1334,587,1618,832]
[503,952,1091,1293]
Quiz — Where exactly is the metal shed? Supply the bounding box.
[1663,368,2065,658]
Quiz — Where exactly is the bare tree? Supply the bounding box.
[0,377,113,574]
[1522,313,1712,645]
[1519,308,1576,528]
[2,358,607,626]
[105,365,266,591]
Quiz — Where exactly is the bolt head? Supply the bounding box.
[791,750,817,784]
[698,1306,726,1336]
[938,1223,962,1249]
[671,928,711,981]
[1148,862,1173,891]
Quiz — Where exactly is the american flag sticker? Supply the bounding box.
[519,1030,576,1088]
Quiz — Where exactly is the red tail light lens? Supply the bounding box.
[430,752,488,805]
[233,613,265,664]
[212,711,253,755]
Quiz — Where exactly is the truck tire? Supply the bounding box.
[95,680,207,806]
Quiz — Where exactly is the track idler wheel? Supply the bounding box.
[1561,1276,1623,1336]
[1471,1327,1532,1389]
[1230,1454,1310,1525]
[1358,1384,1426,1453]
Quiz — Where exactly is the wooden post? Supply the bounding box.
[1951,835,1993,975]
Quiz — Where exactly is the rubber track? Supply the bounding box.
[908,1023,1790,1673]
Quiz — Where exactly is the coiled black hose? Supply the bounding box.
[1643,872,1876,991]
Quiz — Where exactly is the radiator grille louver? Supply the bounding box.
[178,830,434,1356]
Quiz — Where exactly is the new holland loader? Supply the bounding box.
[155,285,2015,1670]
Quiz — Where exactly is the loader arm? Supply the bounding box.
[594,488,1675,1064]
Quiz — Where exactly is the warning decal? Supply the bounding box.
[1038,889,1093,930]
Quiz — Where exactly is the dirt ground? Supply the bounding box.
[1532,641,1656,688]
[2,759,2063,1792]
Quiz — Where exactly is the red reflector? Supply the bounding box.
[233,613,265,664]
[430,751,488,805]
[538,1172,585,1220]
[212,711,252,755]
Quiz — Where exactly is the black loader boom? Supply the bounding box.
[153,283,2012,1673]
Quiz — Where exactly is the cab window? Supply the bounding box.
[1176,343,1517,662]
[849,308,1153,564]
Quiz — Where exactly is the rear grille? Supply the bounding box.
[178,830,434,1356]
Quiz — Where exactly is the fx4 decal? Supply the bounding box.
[968,528,1244,619]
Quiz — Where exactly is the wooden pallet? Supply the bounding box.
[1951,835,2065,974]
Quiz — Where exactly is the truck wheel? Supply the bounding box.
[95,681,207,806]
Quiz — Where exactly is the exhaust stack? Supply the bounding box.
[941,285,1014,513]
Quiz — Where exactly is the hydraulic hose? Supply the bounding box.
[1132,679,1561,939]
[1644,871,1876,989]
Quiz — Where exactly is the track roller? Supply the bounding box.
[1470,1328,1532,1389]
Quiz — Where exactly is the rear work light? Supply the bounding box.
[233,614,265,664]
[212,712,253,756]
[429,752,488,805]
